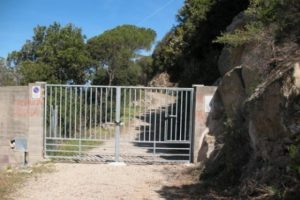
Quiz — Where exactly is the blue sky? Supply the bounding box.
[0,0,184,58]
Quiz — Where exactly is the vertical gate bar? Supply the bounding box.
[133,89,137,141]
[90,87,92,138]
[110,88,113,123]
[64,87,67,138]
[74,87,78,139]
[54,87,57,137]
[43,85,47,157]
[105,88,108,140]
[105,88,108,124]
[153,89,157,157]
[139,89,142,141]
[128,88,131,141]
[100,88,103,139]
[79,88,82,155]
[115,87,121,162]
[122,88,125,119]
[143,89,146,141]
[159,89,162,142]
[184,90,188,140]
[180,91,183,141]
[149,89,152,142]
[120,88,127,140]
[188,90,194,163]
[49,86,52,138]
[175,90,178,141]
[170,90,174,141]
[84,88,87,139]
[164,89,168,141]
[153,89,157,137]
[95,88,97,139]
[123,88,126,137]
[59,87,62,138]
[69,87,72,138]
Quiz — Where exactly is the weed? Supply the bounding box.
[0,163,54,200]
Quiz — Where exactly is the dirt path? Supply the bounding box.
[9,91,198,200]
[87,91,178,162]
[9,163,197,200]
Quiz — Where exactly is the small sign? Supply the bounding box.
[32,86,41,99]
[14,138,28,152]
[204,95,213,112]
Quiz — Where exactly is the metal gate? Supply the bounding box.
[44,84,194,163]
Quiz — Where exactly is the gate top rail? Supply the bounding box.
[45,84,194,91]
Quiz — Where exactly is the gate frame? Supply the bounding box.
[43,84,198,163]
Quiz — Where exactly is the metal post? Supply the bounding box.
[115,87,121,162]
[43,84,47,158]
[189,89,195,163]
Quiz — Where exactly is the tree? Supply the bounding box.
[215,0,300,47]
[0,57,18,86]
[152,0,249,86]
[7,22,91,85]
[135,56,155,85]
[87,25,156,85]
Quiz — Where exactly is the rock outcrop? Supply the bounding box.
[148,72,177,87]
[201,12,300,199]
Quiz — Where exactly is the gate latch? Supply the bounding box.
[115,121,123,126]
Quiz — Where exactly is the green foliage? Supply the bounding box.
[201,118,251,187]
[0,57,18,86]
[177,0,216,38]
[46,139,104,157]
[7,23,156,86]
[0,163,54,200]
[152,0,249,86]
[288,144,298,159]
[19,61,53,84]
[135,56,155,85]
[87,25,156,85]
[7,22,91,85]
[288,142,300,177]
[217,0,300,46]
[215,22,263,47]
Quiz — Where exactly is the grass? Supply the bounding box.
[121,104,144,124]
[46,90,147,158]
[0,162,55,200]
[46,127,112,157]
[46,139,104,157]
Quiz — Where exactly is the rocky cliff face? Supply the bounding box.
[201,13,300,199]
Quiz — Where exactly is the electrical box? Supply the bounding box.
[14,138,28,152]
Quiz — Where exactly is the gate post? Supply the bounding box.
[114,87,121,162]
[192,85,217,163]
[28,82,46,163]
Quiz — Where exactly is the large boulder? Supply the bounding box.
[218,66,246,121]
[218,12,248,76]
[245,62,300,158]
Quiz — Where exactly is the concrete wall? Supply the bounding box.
[0,82,216,166]
[0,83,44,168]
[192,85,217,163]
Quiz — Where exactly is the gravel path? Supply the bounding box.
[9,163,196,200]
[9,92,195,199]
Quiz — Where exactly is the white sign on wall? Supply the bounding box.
[204,95,213,112]
[31,86,41,99]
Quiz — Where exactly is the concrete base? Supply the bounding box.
[108,162,126,166]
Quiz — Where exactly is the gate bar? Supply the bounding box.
[115,87,121,162]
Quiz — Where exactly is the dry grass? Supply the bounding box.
[0,162,55,200]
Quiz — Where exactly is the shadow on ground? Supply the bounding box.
[157,183,204,200]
